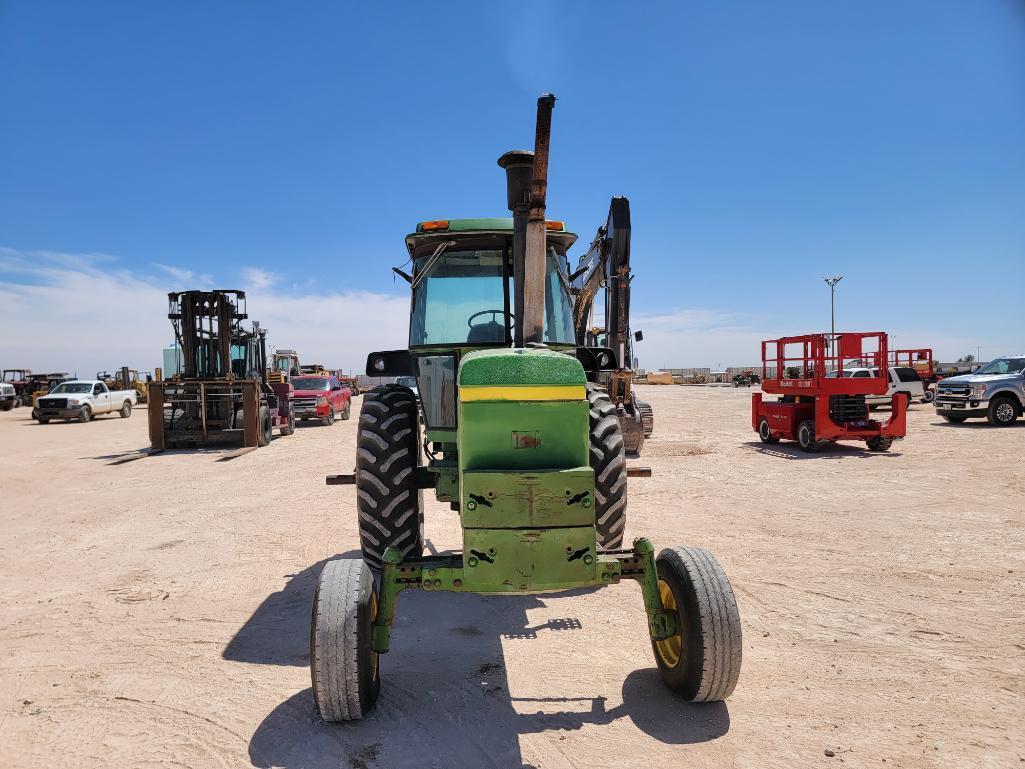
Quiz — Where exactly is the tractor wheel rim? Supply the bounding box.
[654,579,683,669]
[997,403,1014,422]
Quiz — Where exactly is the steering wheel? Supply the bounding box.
[467,309,513,328]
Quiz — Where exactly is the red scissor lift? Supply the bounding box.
[892,348,941,402]
[752,332,907,452]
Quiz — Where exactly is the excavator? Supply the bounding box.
[570,196,653,456]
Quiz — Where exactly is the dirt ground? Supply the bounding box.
[1,385,1023,769]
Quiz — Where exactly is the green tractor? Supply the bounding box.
[313,95,742,721]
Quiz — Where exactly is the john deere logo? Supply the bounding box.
[512,431,542,449]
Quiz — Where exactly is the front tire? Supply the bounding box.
[355,385,423,570]
[341,400,351,420]
[37,417,50,424]
[310,558,380,721]
[797,420,820,452]
[987,396,1020,426]
[941,414,967,424]
[651,546,742,702]
[258,406,272,446]
[587,384,627,549]
[757,418,779,444]
[866,435,893,452]
[119,401,132,418]
[77,405,92,423]
[922,388,935,403]
[322,407,336,427]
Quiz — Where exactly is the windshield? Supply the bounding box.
[975,358,1025,375]
[395,376,418,389]
[410,244,575,347]
[273,357,292,372]
[53,383,92,394]
[292,377,330,391]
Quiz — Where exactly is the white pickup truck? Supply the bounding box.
[34,380,137,424]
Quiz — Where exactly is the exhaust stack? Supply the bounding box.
[498,93,556,347]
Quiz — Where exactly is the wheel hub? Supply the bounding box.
[996,402,1014,422]
[653,579,683,669]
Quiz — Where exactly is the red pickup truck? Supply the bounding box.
[289,374,352,425]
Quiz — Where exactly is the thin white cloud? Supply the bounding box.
[243,267,278,290]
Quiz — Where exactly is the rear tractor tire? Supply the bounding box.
[757,418,779,444]
[651,546,742,702]
[355,384,423,570]
[310,558,380,721]
[587,384,628,549]
[796,420,820,452]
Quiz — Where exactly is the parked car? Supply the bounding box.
[826,366,926,407]
[0,382,16,410]
[934,355,1025,426]
[34,380,137,424]
[289,374,352,425]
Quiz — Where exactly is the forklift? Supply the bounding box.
[147,290,295,449]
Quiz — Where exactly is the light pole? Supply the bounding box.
[823,275,843,356]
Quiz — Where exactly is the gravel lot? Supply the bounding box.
[2,385,1022,768]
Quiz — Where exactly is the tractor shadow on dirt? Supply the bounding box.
[742,440,900,460]
[241,562,729,769]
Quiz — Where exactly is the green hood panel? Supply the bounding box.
[458,349,586,387]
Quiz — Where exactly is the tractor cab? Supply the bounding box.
[404,219,578,349]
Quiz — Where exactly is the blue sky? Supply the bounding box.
[1,1,1023,372]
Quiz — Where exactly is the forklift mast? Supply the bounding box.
[168,290,259,381]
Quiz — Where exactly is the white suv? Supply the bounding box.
[828,366,926,407]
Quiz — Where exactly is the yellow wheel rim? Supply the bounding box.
[654,579,683,669]
[370,591,380,679]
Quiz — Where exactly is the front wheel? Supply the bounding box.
[258,406,272,446]
[310,558,381,721]
[757,418,779,444]
[941,414,967,424]
[77,405,92,423]
[37,417,50,424]
[987,396,1020,426]
[341,400,351,420]
[322,407,335,427]
[866,435,893,452]
[119,401,132,418]
[922,389,935,403]
[797,420,820,452]
[651,546,742,702]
